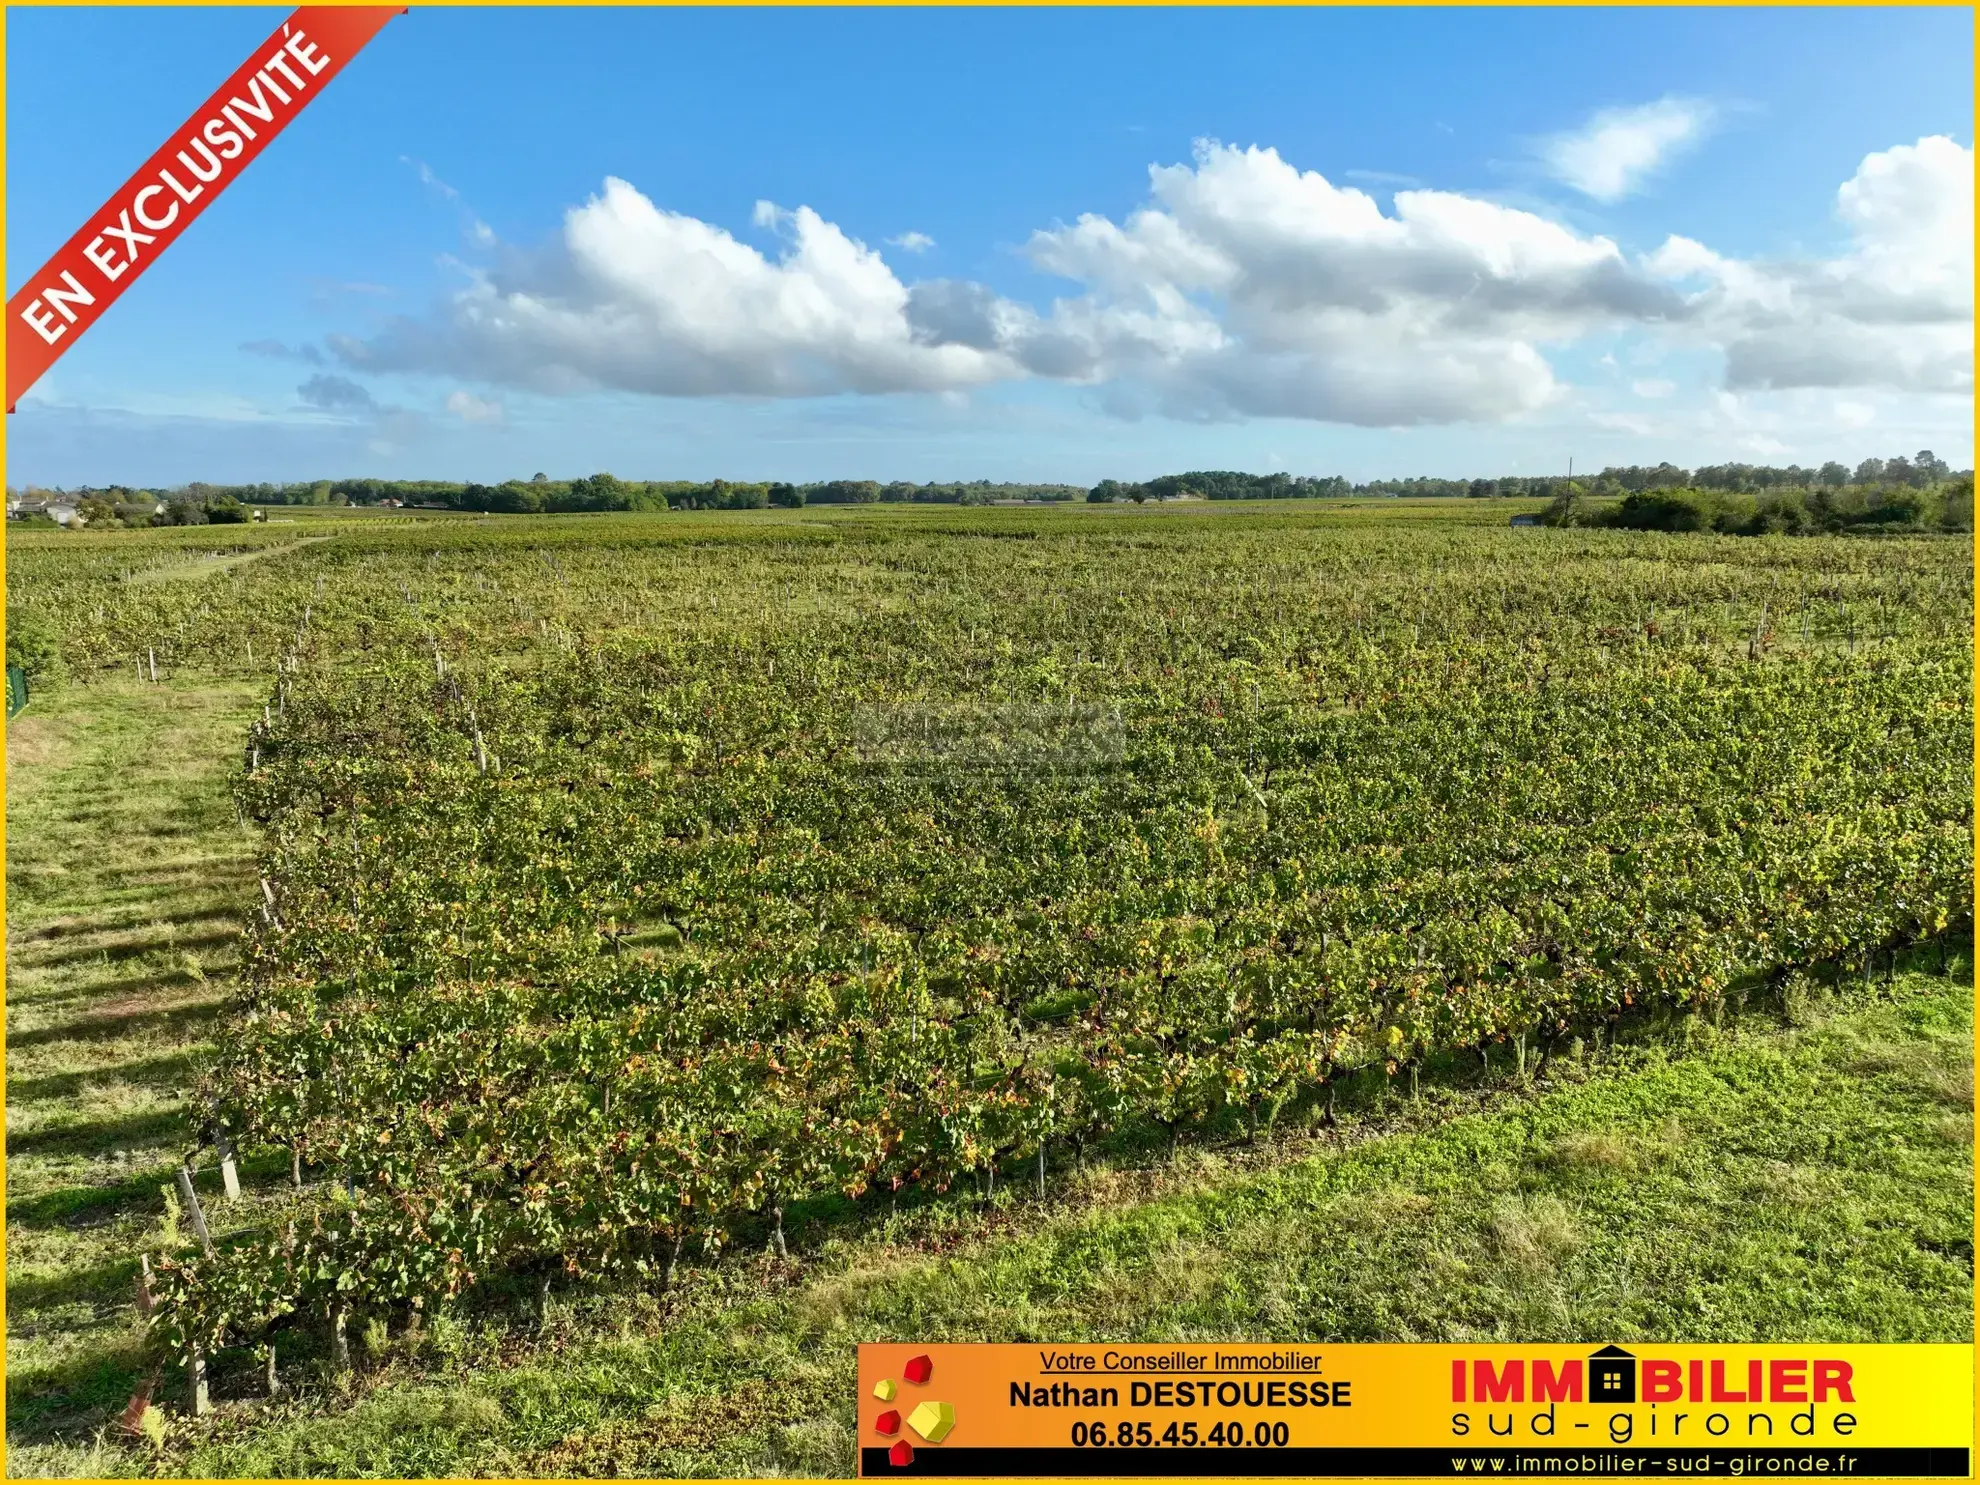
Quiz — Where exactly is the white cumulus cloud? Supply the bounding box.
[339,178,1016,398]
[331,134,1969,432]
[1646,135,1973,394]
[1006,141,1686,424]
[1541,97,1717,203]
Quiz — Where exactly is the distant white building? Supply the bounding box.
[7,497,83,525]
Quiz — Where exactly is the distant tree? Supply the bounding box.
[561,472,631,512]
[475,481,544,514]
[1940,474,1974,532]
[768,482,804,508]
[1540,482,1592,528]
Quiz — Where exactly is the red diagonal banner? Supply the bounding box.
[5,6,404,412]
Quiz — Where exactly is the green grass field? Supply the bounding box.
[4,501,1970,1477]
[6,678,262,1471]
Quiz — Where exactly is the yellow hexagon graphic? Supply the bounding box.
[873,1378,897,1402]
[906,1400,955,1444]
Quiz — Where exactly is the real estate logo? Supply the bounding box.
[871,1353,956,1467]
[1451,1346,1857,1408]
[1589,1346,1635,1404]
[857,1342,1970,1477]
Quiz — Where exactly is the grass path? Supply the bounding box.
[123,537,334,585]
[6,679,262,1473]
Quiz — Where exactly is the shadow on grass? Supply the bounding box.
[6,1166,186,1231]
[6,1252,144,1317]
[10,896,245,946]
[10,969,220,1016]
[6,1051,206,1103]
[8,1000,223,1050]
[4,1333,151,1442]
[8,1107,192,1161]
[19,926,240,972]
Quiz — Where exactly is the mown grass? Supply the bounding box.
[5,678,262,1469]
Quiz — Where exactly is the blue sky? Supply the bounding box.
[7,6,1972,488]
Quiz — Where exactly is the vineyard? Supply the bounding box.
[6,501,1972,1424]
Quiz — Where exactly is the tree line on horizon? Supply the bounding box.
[1543,476,1973,537]
[9,476,1088,520]
[10,450,1968,524]
[1085,452,1964,503]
